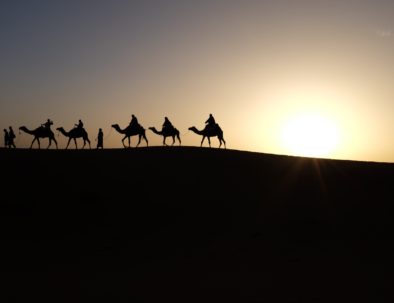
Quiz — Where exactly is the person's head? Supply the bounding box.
[4,129,6,132]
[165,116,169,121]
[132,114,135,118]
[99,128,102,132]
[9,126,13,130]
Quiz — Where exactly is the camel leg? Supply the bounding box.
[30,138,36,149]
[87,138,91,149]
[177,134,181,145]
[37,138,41,149]
[163,136,166,146]
[66,138,71,149]
[136,135,141,147]
[144,134,148,147]
[218,135,226,149]
[47,138,52,149]
[121,136,127,148]
[74,138,78,149]
[200,136,205,147]
[54,137,58,149]
[171,136,175,146]
[128,136,131,148]
[208,137,211,148]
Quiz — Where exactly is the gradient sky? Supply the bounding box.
[1,0,394,162]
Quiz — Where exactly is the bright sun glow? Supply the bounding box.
[281,113,340,158]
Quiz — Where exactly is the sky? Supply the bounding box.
[1,0,394,162]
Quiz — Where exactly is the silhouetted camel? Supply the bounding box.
[111,123,148,148]
[56,127,91,149]
[189,125,226,148]
[19,126,58,149]
[149,127,181,146]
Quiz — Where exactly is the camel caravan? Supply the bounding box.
[8,114,226,149]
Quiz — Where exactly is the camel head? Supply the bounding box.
[111,124,123,133]
[19,126,29,133]
[188,126,196,131]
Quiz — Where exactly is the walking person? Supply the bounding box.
[3,129,9,148]
[8,126,16,148]
[96,128,104,149]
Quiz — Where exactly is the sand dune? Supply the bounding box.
[1,147,394,302]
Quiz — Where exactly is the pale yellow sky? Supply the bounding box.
[2,1,394,162]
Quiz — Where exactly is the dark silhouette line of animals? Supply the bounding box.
[9,114,226,149]
[149,117,181,146]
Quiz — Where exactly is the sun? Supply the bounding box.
[281,113,340,158]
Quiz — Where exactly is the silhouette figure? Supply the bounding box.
[205,113,216,131]
[19,125,58,149]
[112,119,148,148]
[162,117,173,131]
[96,128,104,149]
[129,114,139,128]
[56,126,91,149]
[189,123,226,148]
[149,117,181,146]
[8,126,16,148]
[3,129,9,148]
[41,119,53,130]
[74,119,84,130]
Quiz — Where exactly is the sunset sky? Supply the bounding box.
[1,1,394,162]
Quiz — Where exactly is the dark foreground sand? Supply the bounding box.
[1,146,394,302]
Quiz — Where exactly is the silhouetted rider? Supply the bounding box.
[129,114,139,128]
[205,113,216,131]
[42,119,53,130]
[162,116,173,132]
[75,119,84,130]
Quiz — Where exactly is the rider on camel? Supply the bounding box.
[42,119,53,130]
[75,119,84,130]
[205,113,216,131]
[129,114,139,129]
[162,116,174,132]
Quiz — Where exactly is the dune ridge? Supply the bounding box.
[1,146,394,302]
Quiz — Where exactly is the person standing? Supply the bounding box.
[3,129,9,148]
[8,126,16,148]
[96,128,104,149]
